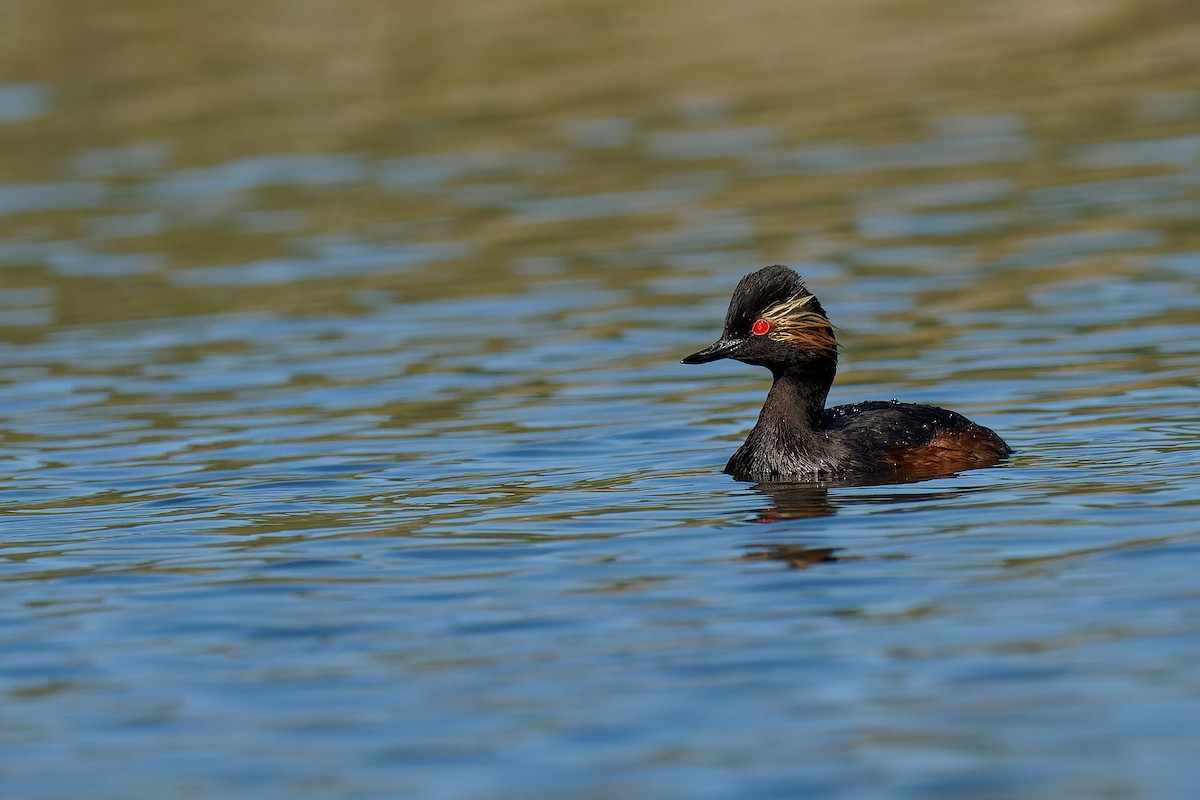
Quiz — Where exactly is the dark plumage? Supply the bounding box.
[683,265,1011,482]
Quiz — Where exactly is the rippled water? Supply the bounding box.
[4,4,1200,798]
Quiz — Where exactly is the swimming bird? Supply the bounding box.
[683,265,1011,482]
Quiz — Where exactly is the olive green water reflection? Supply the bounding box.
[3,2,1200,798]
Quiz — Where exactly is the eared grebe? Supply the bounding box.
[683,265,1011,482]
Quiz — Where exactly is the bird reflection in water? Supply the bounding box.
[739,469,980,569]
[741,543,842,569]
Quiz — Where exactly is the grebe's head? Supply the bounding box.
[681,265,837,372]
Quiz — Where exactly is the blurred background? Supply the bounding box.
[4,2,1200,798]
[3,0,1199,320]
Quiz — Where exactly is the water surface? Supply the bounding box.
[3,3,1200,798]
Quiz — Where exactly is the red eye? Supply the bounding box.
[752,319,770,336]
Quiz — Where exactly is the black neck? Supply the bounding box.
[759,365,834,432]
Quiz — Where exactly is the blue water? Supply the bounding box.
[3,40,1200,800]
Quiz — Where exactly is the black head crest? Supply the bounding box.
[726,265,827,335]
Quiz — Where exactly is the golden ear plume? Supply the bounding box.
[760,293,838,357]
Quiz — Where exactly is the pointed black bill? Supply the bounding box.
[681,337,741,365]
